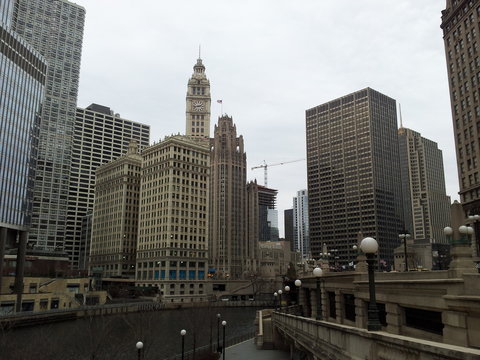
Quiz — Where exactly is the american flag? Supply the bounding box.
[217,100,223,104]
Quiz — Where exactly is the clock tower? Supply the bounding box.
[186,57,211,137]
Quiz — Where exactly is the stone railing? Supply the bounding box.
[273,312,480,360]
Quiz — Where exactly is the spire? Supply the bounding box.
[198,44,201,60]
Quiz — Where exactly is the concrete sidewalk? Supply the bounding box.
[225,339,290,360]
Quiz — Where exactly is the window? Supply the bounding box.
[404,307,443,335]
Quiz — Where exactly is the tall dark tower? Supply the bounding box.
[186,56,211,137]
[209,116,248,279]
[306,88,404,268]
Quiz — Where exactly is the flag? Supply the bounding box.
[217,100,223,104]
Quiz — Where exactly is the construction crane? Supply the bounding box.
[251,159,305,187]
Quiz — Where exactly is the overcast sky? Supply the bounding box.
[74,0,455,237]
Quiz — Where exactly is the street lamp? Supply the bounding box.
[135,341,143,360]
[360,237,381,331]
[222,320,227,360]
[399,231,411,272]
[216,313,221,352]
[278,289,283,311]
[294,279,301,306]
[284,285,290,309]
[273,292,278,310]
[351,244,358,270]
[313,267,323,320]
[180,329,186,360]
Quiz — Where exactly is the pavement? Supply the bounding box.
[225,339,290,360]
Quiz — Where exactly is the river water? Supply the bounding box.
[0,306,259,360]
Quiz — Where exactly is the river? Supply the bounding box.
[0,306,259,360]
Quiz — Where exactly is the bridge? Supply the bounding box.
[255,240,480,359]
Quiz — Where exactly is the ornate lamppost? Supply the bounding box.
[135,341,143,360]
[222,320,227,360]
[273,291,278,310]
[360,237,381,331]
[284,285,290,309]
[180,329,186,360]
[278,289,283,311]
[216,313,221,352]
[313,267,323,320]
[294,279,302,308]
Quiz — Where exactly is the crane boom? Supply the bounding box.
[251,158,305,187]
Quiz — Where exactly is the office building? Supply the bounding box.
[68,104,149,269]
[209,115,250,279]
[284,209,294,251]
[293,189,310,258]
[8,0,85,254]
[398,127,451,243]
[89,141,142,278]
[135,135,210,302]
[441,0,480,213]
[306,88,404,268]
[247,183,278,242]
[186,57,211,137]
[0,14,47,296]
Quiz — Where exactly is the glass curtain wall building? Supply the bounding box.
[8,0,85,261]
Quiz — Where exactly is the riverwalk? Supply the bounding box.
[226,339,289,360]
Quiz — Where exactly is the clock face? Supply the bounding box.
[192,100,205,112]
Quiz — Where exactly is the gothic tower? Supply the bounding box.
[209,116,248,279]
[186,57,211,137]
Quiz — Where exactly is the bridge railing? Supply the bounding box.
[273,312,480,360]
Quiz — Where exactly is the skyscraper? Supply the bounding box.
[293,189,309,258]
[8,0,85,253]
[306,88,404,268]
[0,7,47,296]
[69,104,150,269]
[136,135,210,302]
[89,142,143,278]
[284,209,294,251]
[209,115,249,279]
[398,127,451,243]
[186,57,211,137]
[441,0,479,214]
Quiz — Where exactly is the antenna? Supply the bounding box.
[399,103,403,128]
[198,44,201,59]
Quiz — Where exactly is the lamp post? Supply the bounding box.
[216,313,221,352]
[135,341,143,360]
[469,214,480,261]
[222,320,227,360]
[278,289,283,311]
[284,285,290,309]
[360,237,381,331]
[398,231,411,272]
[294,279,301,306]
[351,244,358,270]
[313,267,323,320]
[180,329,186,360]
[273,292,278,310]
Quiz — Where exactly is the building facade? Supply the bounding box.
[398,127,451,243]
[293,189,310,258]
[0,11,47,295]
[284,209,294,251]
[186,57,211,138]
[68,104,149,269]
[89,142,143,278]
[441,0,480,214]
[209,115,250,279]
[136,135,210,302]
[306,88,404,268]
[8,0,86,254]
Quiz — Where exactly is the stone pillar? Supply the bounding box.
[355,297,366,328]
[386,302,401,334]
[311,289,318,319]
[14,231,27,312]
[443,310,469,347]
[0,227,6,294]
[335,290,342,324]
